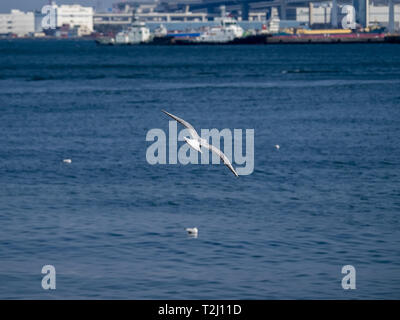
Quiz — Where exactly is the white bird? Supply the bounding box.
[63,159,72,164]
[275,145,280,150]
[162,110,239,177]
[186,227,198,236]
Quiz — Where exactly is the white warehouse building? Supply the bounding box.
[0,10,35,36]
[49,3,94,35]
[296,3,400,29]
[369,3,400,27]
[296,4,333,25]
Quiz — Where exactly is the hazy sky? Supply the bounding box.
[0,1,116,13]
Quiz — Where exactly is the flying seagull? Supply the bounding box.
[162,110,239,177]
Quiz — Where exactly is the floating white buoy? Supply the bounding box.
[275,145,280,150]
[186,227,198,237]
[63,159,72,164]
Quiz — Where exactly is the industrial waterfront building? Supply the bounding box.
[95,1,399,31]
[0,10,35,37]
[294,1,400,27]
[46,2,94,35]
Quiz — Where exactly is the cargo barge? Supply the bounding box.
[266,27,389,44]
[163,32,399,45]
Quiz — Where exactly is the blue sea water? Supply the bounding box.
[0,40,399,299]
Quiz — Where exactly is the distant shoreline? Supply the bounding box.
[2,34,400,45]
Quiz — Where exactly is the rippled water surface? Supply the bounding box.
[0,40,399,299]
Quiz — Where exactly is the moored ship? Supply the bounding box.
[115,21,151,45]
[173,16,244,44]
[96,21,151,45]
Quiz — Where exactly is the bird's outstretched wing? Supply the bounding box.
[162,110,200,140]
[202,142,239,177]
